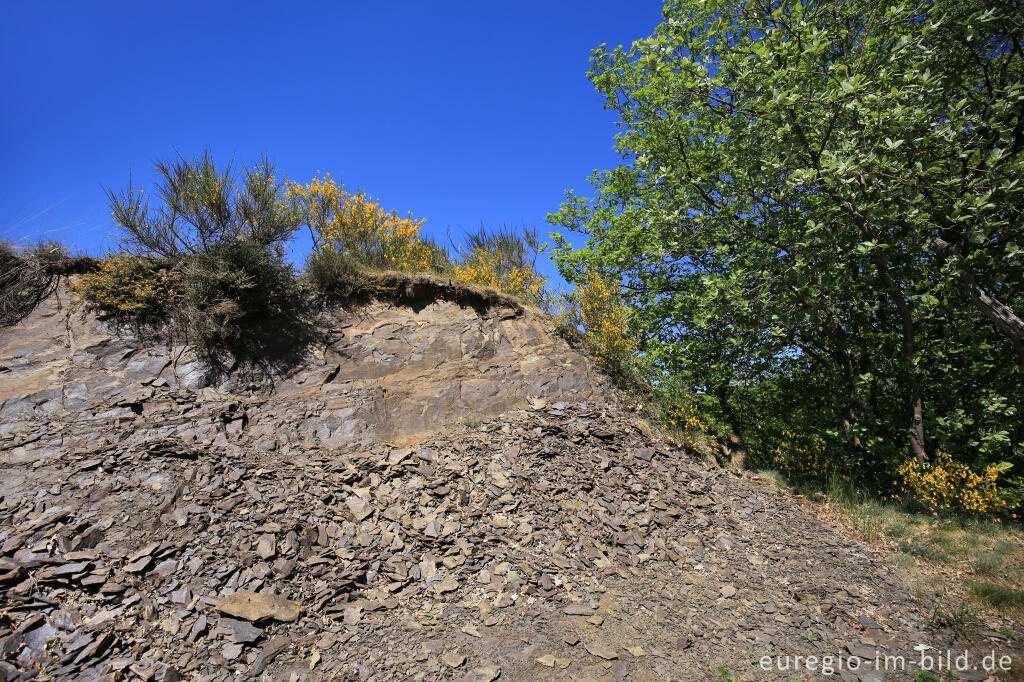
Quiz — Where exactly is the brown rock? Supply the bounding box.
[458,666,501,682]
[215,591,301,622]
[255,534,276,560]
[346,495,374,521]
[442,651,466,668]
[584,642,618,660]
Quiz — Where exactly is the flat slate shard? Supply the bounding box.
[458,666,501,682]
[215,592,300,622]
[346,495,374,521]
[250,636,290,676]
[563,604,595,616]
[584,642,619,660]
[634,447,656,462]
[220,617,262,643]
[255,533,276,559]
[442,651,466,668]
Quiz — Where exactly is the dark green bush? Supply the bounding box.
[180,241,296,350]
[83,149,310,359]
[304,246,367,301]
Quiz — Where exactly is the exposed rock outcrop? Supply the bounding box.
[1,284,597,461]
[1,285,1014,681]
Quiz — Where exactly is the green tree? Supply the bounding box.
[550,0,1023,488]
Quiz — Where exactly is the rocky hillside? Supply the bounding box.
[0,283,1011,681]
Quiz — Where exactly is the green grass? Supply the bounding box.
[899,539,953,563]
[929,532,969,556]
[929,603,979,639]
[967,580,1024,608]
[993,539,1018,556]
[892,552,915,568]
[825,473,866,508]
[757,470,790,492]
[752,467,1024,634]
[885,519,910,539]
[966,519,1006,537]
[959,532,983,548]
[972,550,1005,575]
[833,499,915,543]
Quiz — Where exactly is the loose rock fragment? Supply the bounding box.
[343,606,362,626]
[346,495,374,521]
[256,534,276,560]
[459,666,500,682]
[564,604,594,616]
[215,591,301,622]
[436,574,460,594]
[220,617,263,643]
[442,651,466,668]
[584,642,618,660]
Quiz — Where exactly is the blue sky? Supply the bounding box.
[0,1,663,286]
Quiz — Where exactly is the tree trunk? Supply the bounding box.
[830,343,864,450]
[718,435,749,470]
[820,192,929,462]
[871,250,929,463]
[714,383,750,470]
[928,236,1024,366]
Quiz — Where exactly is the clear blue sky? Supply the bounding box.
[1,0,663,285]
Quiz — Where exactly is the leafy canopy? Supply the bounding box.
[550,0,1024,495]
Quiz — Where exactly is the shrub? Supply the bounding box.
[1,241,68,326]
[453,225,547,305]
[897,451,1019,517]
[107,149,300,258]
[660,394,721,453]
[70,253,172,322]
[86,150,305,357]
[179,240,296,350]
[771,431,831,484]
[287,174,447,273]
[558,268,635,372]
[303,247,366,301]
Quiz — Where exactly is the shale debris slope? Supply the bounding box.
[0,285,1009,681]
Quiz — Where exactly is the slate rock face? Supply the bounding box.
[0,288,600,463]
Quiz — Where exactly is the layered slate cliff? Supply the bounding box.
[1,282,596,461]
[0,282,1008,681]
